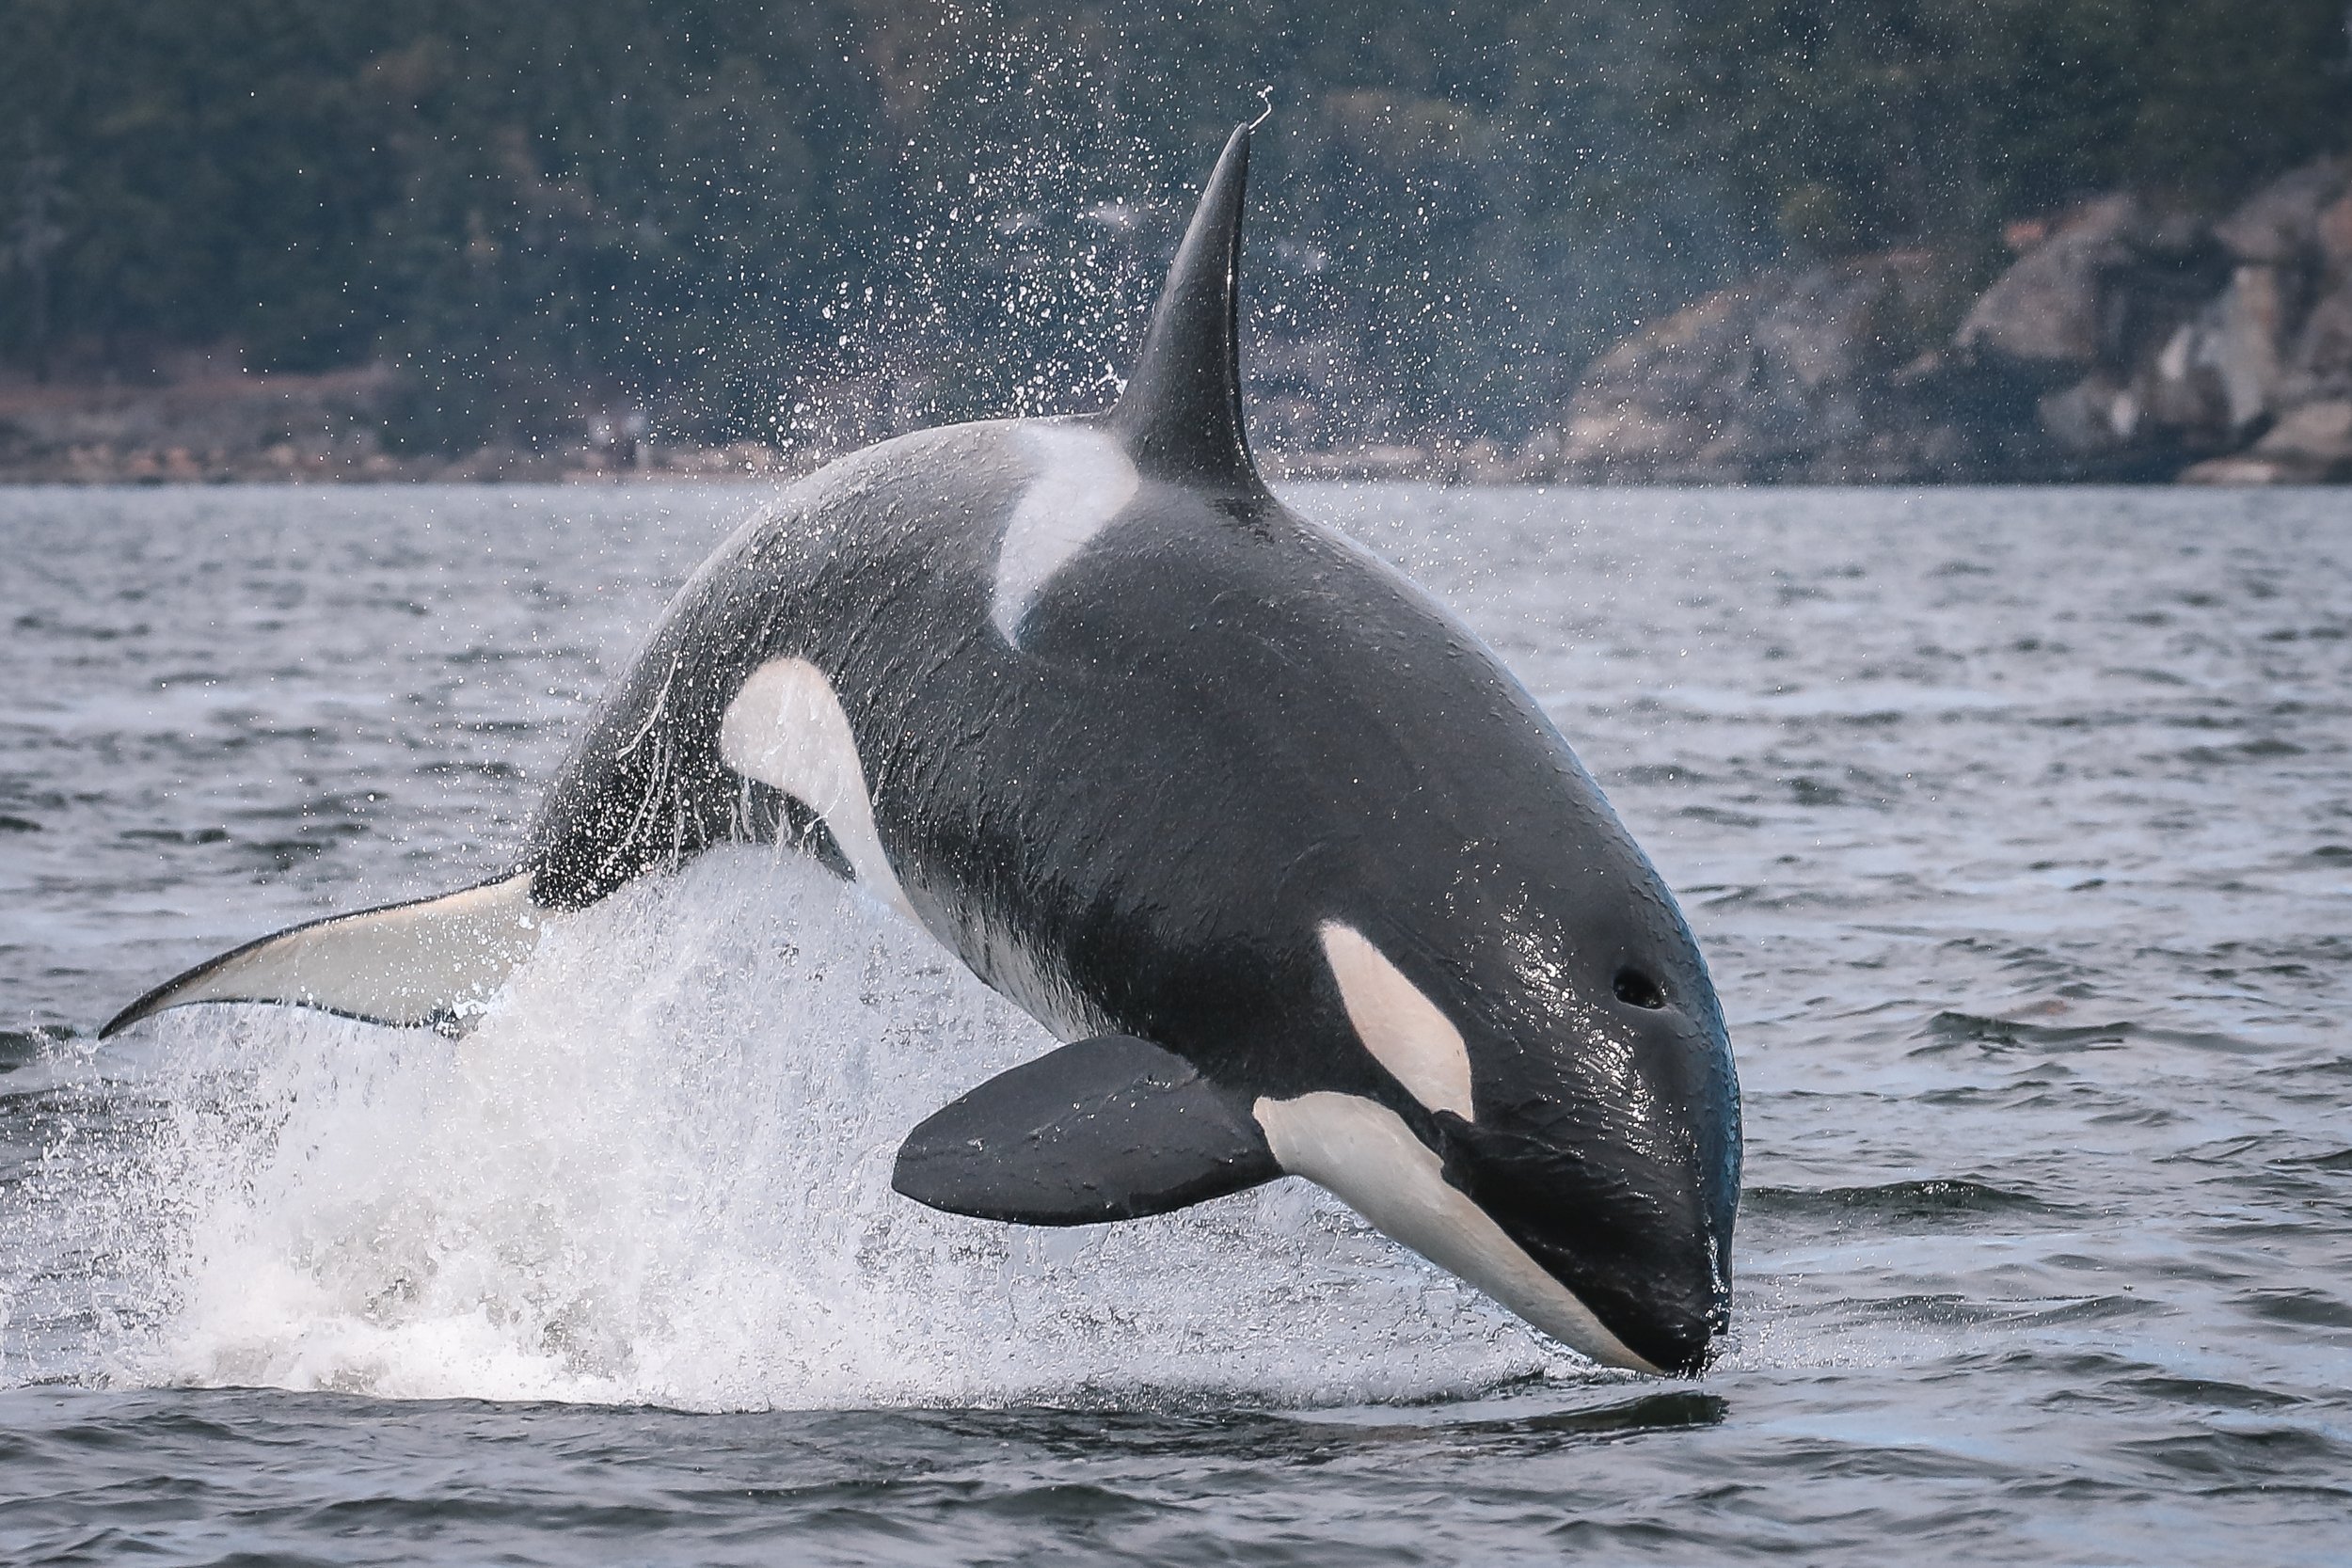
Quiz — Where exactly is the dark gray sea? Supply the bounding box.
[1,483,2346,1565]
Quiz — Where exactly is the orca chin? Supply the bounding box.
[1488,1209,1729,1378]
[1437,1112,1734,1377]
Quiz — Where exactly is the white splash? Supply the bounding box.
[95,848,1571,1411]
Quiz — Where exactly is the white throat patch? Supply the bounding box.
[720,657,915,921]
[1251,1091,1656,1372]
[1319,922,1474,1118]
[991,422,1140,646]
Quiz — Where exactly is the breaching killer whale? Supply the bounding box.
[103,123,1740,1375]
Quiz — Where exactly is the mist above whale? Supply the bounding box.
[104,121,1741,1375]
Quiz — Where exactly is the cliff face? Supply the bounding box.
[1545,156,2352,483]
[1540,251,1991,483]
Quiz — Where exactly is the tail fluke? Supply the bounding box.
[101,872,544,1038]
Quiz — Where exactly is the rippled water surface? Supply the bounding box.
[2,483,2347,1565]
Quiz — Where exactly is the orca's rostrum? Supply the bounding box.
[105,124,1742,1375]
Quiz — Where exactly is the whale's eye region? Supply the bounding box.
[1613,967,1668,1009]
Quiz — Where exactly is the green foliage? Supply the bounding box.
[1669,0,2351,256]
[1,0,2344,447]
[2129,1,2352,196]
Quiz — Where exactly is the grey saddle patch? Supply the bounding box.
[990,423,1141,647]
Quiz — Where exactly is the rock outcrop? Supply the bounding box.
[0,361,412,482]
[1545,251,2017,483]
[1546,154,2352,483]
[2170,157,2352,480]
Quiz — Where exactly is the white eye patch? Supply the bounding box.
[1318,922,1474,1119]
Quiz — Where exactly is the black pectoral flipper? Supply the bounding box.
[892,1035,1279,1225]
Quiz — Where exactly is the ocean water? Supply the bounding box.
[0,482,2346,1564]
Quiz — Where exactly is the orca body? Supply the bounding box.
[105,126,1740,1375]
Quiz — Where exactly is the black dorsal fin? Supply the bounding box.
[1108,123,1260,489]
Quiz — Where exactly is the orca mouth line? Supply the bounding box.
[1248,1091,1663,1373]
[1424,1114,1725,1377]
[1491,1219,1724,1378]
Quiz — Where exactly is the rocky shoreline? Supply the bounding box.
[0,362,820,485]
[6,156,2347,488]
[1536,154,2352,485]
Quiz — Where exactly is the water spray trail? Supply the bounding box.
[40,851,1572,1411]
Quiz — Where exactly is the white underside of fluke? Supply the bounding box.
[1251,1089,1657,1372]
[109,872,545,1035]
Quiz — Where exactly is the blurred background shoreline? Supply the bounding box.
[4,0,2348,487]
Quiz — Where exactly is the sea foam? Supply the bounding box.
[103,848,1570,1410]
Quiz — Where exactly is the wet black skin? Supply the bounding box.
[480,121,1740,1373]
[94,121,1738,1371]
[520,417,1740,1374]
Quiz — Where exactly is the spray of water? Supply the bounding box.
[40,848,1580,1411]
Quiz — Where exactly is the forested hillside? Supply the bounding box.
[3,0,2345,455]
